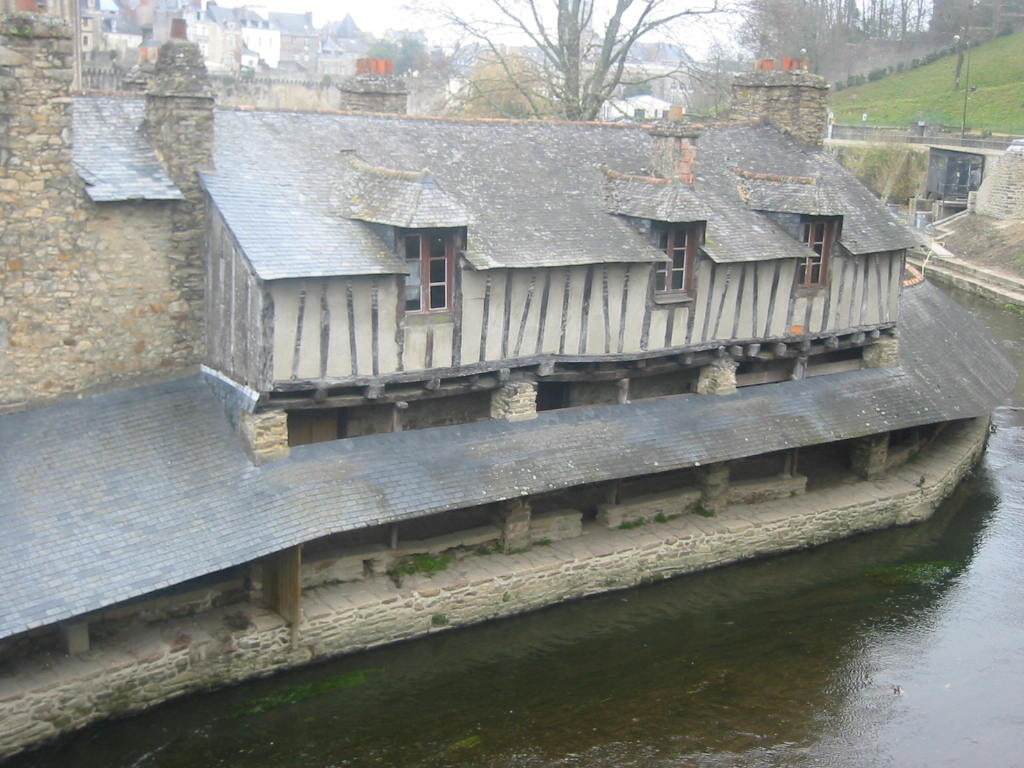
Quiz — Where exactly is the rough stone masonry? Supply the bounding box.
[0,15,203,410]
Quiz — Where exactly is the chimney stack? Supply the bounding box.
[648,123,701,184]
[730,68,829,148]
[169,17,187,41]
[339,60,408,114]
[145,39,213,331]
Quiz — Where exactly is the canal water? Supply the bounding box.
[9,288,1024,768]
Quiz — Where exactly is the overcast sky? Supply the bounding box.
[207,0,738,59]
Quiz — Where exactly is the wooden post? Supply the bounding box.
[264,545,302,628]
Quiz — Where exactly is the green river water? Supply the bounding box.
[9,288,1024,768]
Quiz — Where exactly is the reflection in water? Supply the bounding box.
[12,292,1024,768]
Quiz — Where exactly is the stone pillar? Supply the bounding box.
[699,462,730,514]
[616,378,630,404]
[863,337,901,368]
[60,621,90,655]
[239,409,290,464]
[495,499,531,553]
[490,381,538,422]
[851,433,889,480]
[145,40,214,341]
[696,359,738,395]
[791,356,808,380]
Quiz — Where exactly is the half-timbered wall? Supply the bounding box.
[270,275,402,382]
[265,251,903,387]
[206,205,271,389]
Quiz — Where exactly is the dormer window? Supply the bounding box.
[402,230,456,312]
[799,217,839,287]
[654,223,700,296]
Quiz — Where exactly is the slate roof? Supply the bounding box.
[197,109,921,277]
[0,280,1013,641]
[269,11,316,37]
[339,155,471,229]
[72,97,183,203]
[697,125,923,254]
[602,169,713,223]
[734,172,848,216]
[205,110,663,274]
[68,95,921,274]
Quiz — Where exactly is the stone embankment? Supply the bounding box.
[910,231,1024,310]
[0,417,989,760]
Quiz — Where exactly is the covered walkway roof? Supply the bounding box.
[0,282,1014,640]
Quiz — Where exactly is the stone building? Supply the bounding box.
[0,9,1015,759]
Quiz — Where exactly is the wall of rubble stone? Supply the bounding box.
[0,417,987,760]
[731,70,829,148]
[0,15,200,410]
[975,152,1024,220]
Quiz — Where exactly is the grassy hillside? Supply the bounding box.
[829,32,1024,134]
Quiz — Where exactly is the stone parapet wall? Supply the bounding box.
[0,417,988,760]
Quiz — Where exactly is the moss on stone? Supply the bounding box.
[865,561,960,585]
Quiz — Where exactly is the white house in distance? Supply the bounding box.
[601,93,675,122]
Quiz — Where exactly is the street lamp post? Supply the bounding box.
[960,39,972,142]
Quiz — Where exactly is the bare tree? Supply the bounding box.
[434,0,720,121]
[453,52,557,117]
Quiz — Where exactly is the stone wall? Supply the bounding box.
[730,71,829,148]
[975,152,1024,220]
[0,417,988,760]
[0,16,202,410]
[211,74,343,112]
[83,68,418,115]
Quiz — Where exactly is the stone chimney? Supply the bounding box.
[730,69,829,148]
[648,122,701,183]
[338,59,408,114]
[145,39,213,336]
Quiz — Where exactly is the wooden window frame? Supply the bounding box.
[653,223,700,298]
[401,229,457,314]
[798,217,839,288]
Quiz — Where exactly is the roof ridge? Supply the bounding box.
[344,152,425,182]
[731,167,816,184]
[216,104,650,129]
[601,166,673,185]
